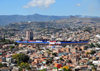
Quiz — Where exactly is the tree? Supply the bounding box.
[0,63,3,68]
[19,62,31,71]
[95,43,100,48]
[63,66,72,71]
[12,53,29,65]
[0,63,7,68]
[52,53,57,57]
[90,50,96,55]
[10,46,15,51]
[66,60,72,63]
[89,43,95,48]
[39,69,47,71]
[60,58,64,61]
[63,68,72,71]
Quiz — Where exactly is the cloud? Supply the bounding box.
[23,0,56,8]
[76,3,81,7]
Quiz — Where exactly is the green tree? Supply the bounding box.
[89,43,95,48]
[60,57,64,61]
[19,62,31,71]
[0,63,3,68]
[39,69,47,71]
[10,46,15,51]
[90,50,96,55]
[63,68,72,71]
[12,53,29,65]
[96,43,100,48]
[52,53,57,57]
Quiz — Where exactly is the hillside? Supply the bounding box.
[0,14,100,26]
[0,14,67,26]
[5,17,100,32]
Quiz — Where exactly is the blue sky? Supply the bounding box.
[0,0,100,16]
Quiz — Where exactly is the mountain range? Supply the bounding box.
[0,14,100,26]
[0,14,69,26]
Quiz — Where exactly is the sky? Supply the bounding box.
[0,0,100,16]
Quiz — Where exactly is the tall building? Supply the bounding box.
[26,31,33,40]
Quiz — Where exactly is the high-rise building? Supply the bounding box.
[26,31,33,40]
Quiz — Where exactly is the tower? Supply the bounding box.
[26,30,33,40]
